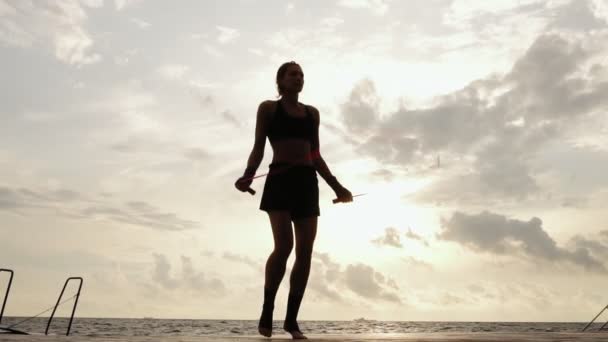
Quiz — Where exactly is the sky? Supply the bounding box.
[1,0,608,322]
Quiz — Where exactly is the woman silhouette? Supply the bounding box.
[235,61,353,339]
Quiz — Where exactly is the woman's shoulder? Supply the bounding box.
[257,100,279,115]
[303,103,320,122]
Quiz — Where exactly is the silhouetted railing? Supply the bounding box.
[46,277,83,336]
[583,304,608,332]
[0,269,14,325]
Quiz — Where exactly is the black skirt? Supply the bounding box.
[259,163,320,219]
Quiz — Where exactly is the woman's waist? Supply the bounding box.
[268,161,315,170]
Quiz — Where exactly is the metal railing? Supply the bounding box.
[0,269,14,325]
[45,277,83,336]
[583,304,608,332]
[1,269,84,336]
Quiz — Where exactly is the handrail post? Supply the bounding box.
[45,277,83,336]
[583,304,608,332]
[0,269,14,325]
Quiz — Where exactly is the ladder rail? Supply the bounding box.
[583,304,608,332]
[0,269,14,325]
[45,277,83,336]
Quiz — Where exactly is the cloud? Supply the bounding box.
[309,252,401,304]
[340,32,608,204]
[338,0,391,15]
[114,0,144,11]
[405,228,429,247]
[340,79,380,136]
[309,252,345,302]
[438,211,606,273]
[569,234,608,258]
[344,264,401,303]
[0,185,200,231]
[80,0,104,8]
[221,110,242,128]
[549,0,607,31]
[438,292,467,305]
[402,256,433,271]
[152,253,179,289]
[130,17,151,29]
[83,201,200,231]
[216,25,240,44]
[157,64,190,81]
[371,227,429,249]
[152,254,225,294]
[222,252,261,270]
[371,227,402,248]
[189,86,215,108]
[0,1,101,66]
[183,147,212,162]
[320,17,345,28]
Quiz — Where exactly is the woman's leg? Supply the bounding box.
[259,210,293,337]
[284,215,318,339]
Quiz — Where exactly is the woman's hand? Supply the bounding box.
[334,185,353,203]
[234,175,253,193]
[326,175,352,203]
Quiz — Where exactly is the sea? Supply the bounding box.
[0,317,603,337]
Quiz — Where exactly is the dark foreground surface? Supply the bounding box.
[3,332,608,341]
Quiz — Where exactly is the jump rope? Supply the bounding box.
[237,157,366,204]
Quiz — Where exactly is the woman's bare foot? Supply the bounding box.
[258,326,272,337]
[284,321,307,339]
[258,308,273,337]
[286,330,307,339]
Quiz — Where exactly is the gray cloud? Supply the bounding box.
[0,186,81,210]
[189,88,214,108]
[0,1,101,65]
[370,168,397,182]
[340,79,380,136]
[372,227,429,248]
[371,227,402,248]
[561,196,588,208]
[152,253,225,294]
[438,292,467,306]
[549,0,607,31]
[340,32,608,204]
[183,147,212,161]
[152,253,179,289]
[569,235,608,258]
[467,283,485,295]
[344,264,401,303]
[405,228,429,247]
[402,256,433,271]
[84,201,200,231]
[222,252,261,270]
[438,211,606,273]
[309,252,345,302]
[221,110,242,128]
[181,255,225,294]
[309,252,401,304]
[0,185,200,231]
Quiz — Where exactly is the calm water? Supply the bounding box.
[0,317,601,337]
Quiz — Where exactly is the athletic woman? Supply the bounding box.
[235,61,352,339]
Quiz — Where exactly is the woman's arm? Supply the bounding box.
[244,101,271,175]
[309,106,352,201]
[308,106,332,180]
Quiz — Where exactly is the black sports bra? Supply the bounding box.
[267,99,315,144]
